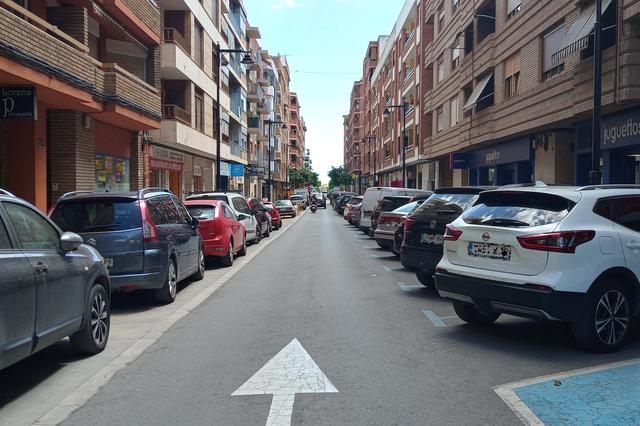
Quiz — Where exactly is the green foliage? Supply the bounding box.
[327,166,353,189]
[289,166,320,189]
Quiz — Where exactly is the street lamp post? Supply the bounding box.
[265,119,287,200]
[590,0,603,185]
[215,42,253,191]
[384,103,408,188]
[364,134,376,187]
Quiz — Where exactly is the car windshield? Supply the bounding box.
[462,191,575,227]
[186,205,215,220]
[275,200,292,207]
[51,198,141,233]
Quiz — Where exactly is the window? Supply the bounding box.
[146,196,180,224]
[504,52,521,99]
[4,202,59,250]
[51,199,142,233]
[232,196,251,214]
[195,87,204,132]
[451,40,461,70]
[172,196,191,223]
[437,54,445,82]
[436,106,444,132]
[224,205,237,220]
[542,24,566,81]
[384,144,391,158]
[437,4,445,34]
[452,0,460,13]
[596,197,640,233]
[450,96,459,126]
[194,21,204,68]
[0,219,12,249]
[507,0,521,20]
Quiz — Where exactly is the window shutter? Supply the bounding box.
[507,0,521,15]
[543,24,566,71]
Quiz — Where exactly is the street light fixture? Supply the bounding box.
[215,42,254,191]
[265,119,287,200]
[383,103,409,188]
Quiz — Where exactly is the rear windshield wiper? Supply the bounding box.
[480,218,530,227]
[84,223,122,230]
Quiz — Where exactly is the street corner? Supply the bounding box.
[494,359,640,425]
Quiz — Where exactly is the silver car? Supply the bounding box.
[0,191,111,370]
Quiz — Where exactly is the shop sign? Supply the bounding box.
[391,180,403,188]
[150,157,183,172]
[230,164,245,177]
[449,153,468,169]
[467,138,530,168]
[150,146,185,163]
[220,161,231,177]
[1,87,37,120]
[247,164,266,176]
[602,110,640,150]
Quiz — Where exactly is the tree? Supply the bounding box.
[289,166,320,189]
[328,166,353,189]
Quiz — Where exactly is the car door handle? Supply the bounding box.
[627,242,640,249]
[34,262,48,274]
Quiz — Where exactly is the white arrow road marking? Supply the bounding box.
[232,338,338,426]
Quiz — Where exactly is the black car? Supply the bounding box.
[400,188,486,287]
[336,194,355,215]
[316,196,327,209]
[247,197,272,238]
[369,194,432,238]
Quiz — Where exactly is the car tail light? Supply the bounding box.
[47,202,58,217]
[404,218,416,236]
[139,200,159,243]
[444,224,463,241]
[517,230,595,253]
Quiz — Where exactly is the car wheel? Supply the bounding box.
[70,283,110,355]
[238,234,247,256]
[192,245,205,281]
[453,301,500,325]
[416,271,434,287]
[573,280,632,353]
[376,240,389,249]
[255,226,262,244]
[154,258,178,304]
[264,223,271,238]
[220,240,234,267]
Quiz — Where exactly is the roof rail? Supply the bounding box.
[139,187,172,198]
[499,181,548,189]
[59,191,93,200]
[0,188,15,197]
[577,184,640,191]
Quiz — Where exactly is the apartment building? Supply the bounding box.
[289,92,306,170]
[344,80,363,188]
[155,0,250,197]
[345,0,640,189]
[272,54,291,198]
[0,0,162,211]
[360,38,385,187]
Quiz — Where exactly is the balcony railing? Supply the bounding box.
[162,104,191,125]
[404,28,416,47]
[163,28,190,54]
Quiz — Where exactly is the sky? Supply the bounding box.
[243,0,404,184]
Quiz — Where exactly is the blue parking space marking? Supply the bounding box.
[495,359,640,426]
[422,310,447,327]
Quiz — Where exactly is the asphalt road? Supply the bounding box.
[60,207,640,426]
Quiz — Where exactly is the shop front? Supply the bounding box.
[576,109,640,185]
[148,145,183,196]
[95,121,133,192]
[464,138,533,186]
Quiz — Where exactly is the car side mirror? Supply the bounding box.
[60,232,83,252]
[191,217,200,228]
[238,213,248,220]
[262,207,269,212]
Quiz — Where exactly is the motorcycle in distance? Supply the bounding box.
[310,204,318,213]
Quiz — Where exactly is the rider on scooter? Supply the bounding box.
[310,194,318,212]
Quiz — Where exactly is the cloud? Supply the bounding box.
[271,0,300,9]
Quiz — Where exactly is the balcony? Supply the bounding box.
[163,28,189,54]
[248,83,264,103]
[248,115,261,134]
[162,104,191,126]
[154,119,215,158]
[102,64,161,116]
[161,42,216,99]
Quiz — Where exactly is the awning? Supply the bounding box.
[91,1,148,52]
[463,72,493,112]
[552,0,613,63]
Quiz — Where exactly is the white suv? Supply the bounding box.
[435,184,640,353]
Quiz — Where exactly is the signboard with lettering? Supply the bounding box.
[467,138,530,168]
[247,164,266,176]
[602,110,640,150]
[149,157,183,172]
[449,152,468,169]
[220,161,230,177]
[230,164,245,177]
[1,87,36,120]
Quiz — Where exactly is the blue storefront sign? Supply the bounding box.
[602,109,640,150]
[466,138,533,186]
[449,153,468,169]
[230,163,245,177]
[467,137,531,168]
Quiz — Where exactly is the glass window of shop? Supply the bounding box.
[95,154,130,192]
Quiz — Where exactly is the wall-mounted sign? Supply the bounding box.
[602,109,640,150]
[150,157,183,172]
[247,164,266,176]
[220,161,230,177]
[230,164,245,177]
[1,87,37,120]
[449,153,468,169]
[467,138,530,168]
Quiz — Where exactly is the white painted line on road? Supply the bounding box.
[232,338,338,426]
[422,310,447,327]
[34,212,307,426]
[397,282,423,291]
[370,254,392,259]
[494,358,640,426]
[382,265,392,272]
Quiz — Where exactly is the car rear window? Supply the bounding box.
[393,201,421,214]
[186,205,216,220]
[51,198,141,233]
[378,198,410,212]
[410,193,478,219]
[462,191,575,227]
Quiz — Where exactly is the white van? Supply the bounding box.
[358,187,431,231]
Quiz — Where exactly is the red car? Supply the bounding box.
[184,199,246,267]
[263,202,282,230]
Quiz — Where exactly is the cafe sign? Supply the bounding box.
[1,87,37,120]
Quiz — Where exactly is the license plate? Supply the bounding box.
[467,242,512,261]
[364,211,371,217]
[420,233,444,245]
[104,258,114,268]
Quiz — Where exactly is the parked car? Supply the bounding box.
[401,188,486,286]
[334,192,355,211]
[247,197,272,238]
[290,195,306,210]
[344,196,363,223]
[352,202,363,228]
[336,194,355,215]
[274,199,296,218]
[0,191,111,370]
[370,195,432,238]
[51,188,204,304]
[359,187,431,233]
[187,192,261,244]
[435,184,640,353]
[263,202,282,230]
[374,200,425,252]
[184,200,246,267]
